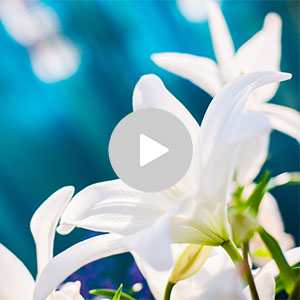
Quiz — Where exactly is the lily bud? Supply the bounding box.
[229,207,258,246]
[169,244,212,283]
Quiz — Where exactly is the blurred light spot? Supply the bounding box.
[132,282,143,292]
[0,0,80,83]
[0,0,59,46]
[29,35,80,83]
[177,0,221,23]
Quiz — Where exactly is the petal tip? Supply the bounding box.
[279,72,292,81]
[265,12,282,28]
[135,74,163,89]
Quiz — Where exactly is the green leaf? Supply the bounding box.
[268,172,300,190]
[246,171,270,216]
[90,285,136,300]
[276,266,300,294]
[258,226,296,294]
[113,284,123,300]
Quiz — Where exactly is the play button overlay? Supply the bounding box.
[139,134,169,167]
[109,108,193,192]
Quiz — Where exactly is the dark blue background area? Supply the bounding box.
[0,0,298,294]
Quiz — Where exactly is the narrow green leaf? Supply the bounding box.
[268,172,300,190]
[258,226,296,293]
[246,171,270,215]
[89,286,136,300]
[113,284,123,300]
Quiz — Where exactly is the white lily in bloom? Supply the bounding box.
[152,0,300,185]
[0,186,84,300]
[33,71,291,300]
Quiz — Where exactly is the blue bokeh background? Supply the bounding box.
[0,0,299,297]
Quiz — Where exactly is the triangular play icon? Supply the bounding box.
[139,134,169,167]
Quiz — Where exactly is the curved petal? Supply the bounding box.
[58,179,172,236]
[206,0,235,80]
[151,53,222,96]
[127,213,174,271]
[235,13,282,103]
[244,273,275,300]
[195,72,290,186]
[30,186,75,277]
[197,71,291,165]
[236,130,270,185]
[132,74,200,143]
[192,72,290,240]
[34,234,128,300]
[199,269,244,299]
[259,103,300,142]
[133,244,185,300]
[125,190,196,271]
[0,243,35,300]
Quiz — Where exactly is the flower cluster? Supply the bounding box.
[1,1,299,300]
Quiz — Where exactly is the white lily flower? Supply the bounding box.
[33,71,290,300]
[152,0,300,185]
[0,186,84,300]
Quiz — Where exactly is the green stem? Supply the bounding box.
[221,239,243,264]
[222,239,250,285]
[163,281,176,300]
[243,243,259,300]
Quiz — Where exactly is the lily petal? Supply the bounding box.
[173,250,235,299]
[0,243,35,300]
[30,186,75,277]
[195,72,289,184]
[133,244,185,300]
[133,74,199,142]
[199,269,244,299]
[34,234,128,300]
[206,0,235,80]
[127,213,174,271]
[192,72,289,239]
[235,13,282,103]
[58,179,172,236]
[244,273,275,300]
[151,53,222,96]
[198,71,291,161]
[259,103,300,142]
[126,189,197,271]
[236,130,270,185]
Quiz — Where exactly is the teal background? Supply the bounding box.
[0,0,298,289]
